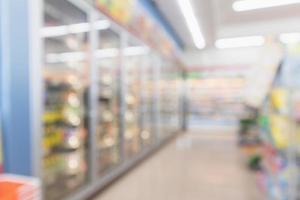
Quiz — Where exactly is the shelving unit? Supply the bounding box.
[186,71,246,126]
[0,0,184,200]
[257,54,300,200]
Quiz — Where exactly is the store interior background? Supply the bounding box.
[1,0,300,199]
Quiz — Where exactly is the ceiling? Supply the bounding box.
[154,0,300,50]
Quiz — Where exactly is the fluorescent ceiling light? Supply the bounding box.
[177,0,206,49]
[215,36,265,49]
[42,20,110,38]
[280,33,300,44]
[233,0,300,12]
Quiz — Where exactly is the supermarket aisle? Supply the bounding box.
[94,125,264,200]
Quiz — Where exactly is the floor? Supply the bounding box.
[94,125,265,200]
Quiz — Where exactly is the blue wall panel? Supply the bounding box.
[1,0,32,175]
[0,0,2,110]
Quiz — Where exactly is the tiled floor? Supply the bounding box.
[94,125,265,200]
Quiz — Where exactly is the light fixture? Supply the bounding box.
[95,46,149,58]
[41,20,110,38]
[215,36,265,49]
[125,46,150,56]
[177,0,205,49]
[46,51,86,63]
[93,20,111,31]
[46,46,150,63]
[233,0,300,12]
[95,48,119,58]
[279,33,300,44]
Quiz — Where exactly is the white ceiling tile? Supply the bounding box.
[155,0,300,48]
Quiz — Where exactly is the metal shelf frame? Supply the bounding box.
[1,0,184,199]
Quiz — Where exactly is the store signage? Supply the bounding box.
[96,0,134,23]
[95,0,177,58]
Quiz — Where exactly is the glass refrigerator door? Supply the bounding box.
[172,65,181,131]
[42,1,90,199]
[123,39,144,158]
[97,25,122,175]
[141,54,155,147]
[159,60,180,138]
